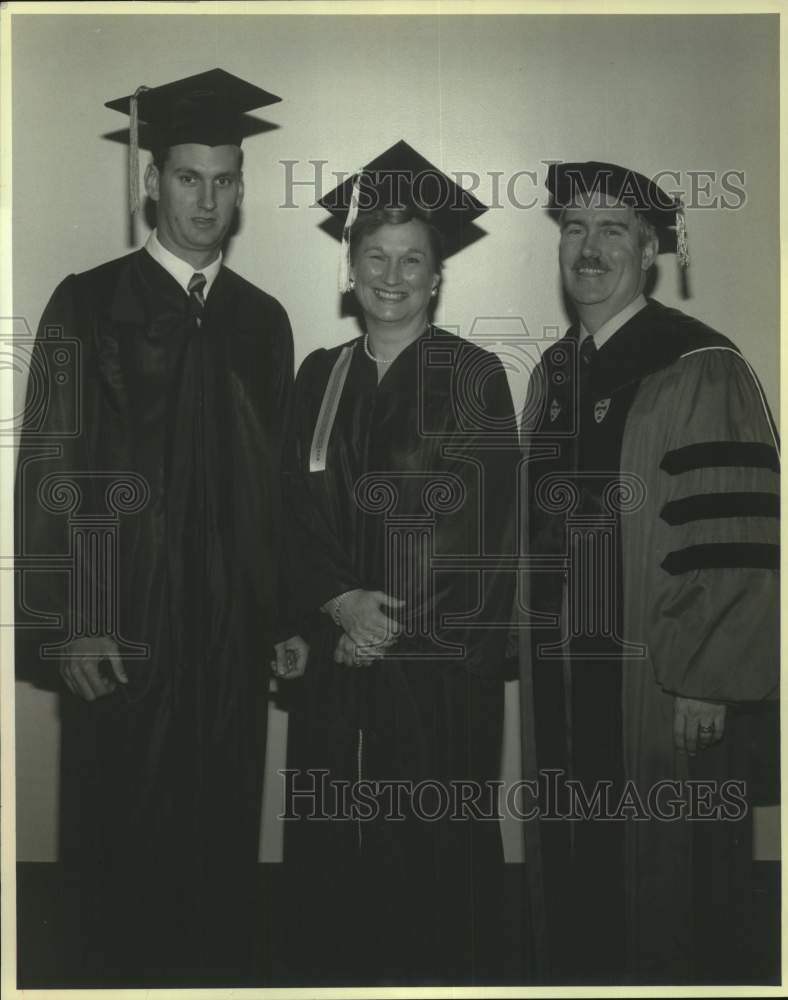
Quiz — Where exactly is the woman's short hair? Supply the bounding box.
[348,206,444,272]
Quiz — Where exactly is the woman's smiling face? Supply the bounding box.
[351,219,440,327]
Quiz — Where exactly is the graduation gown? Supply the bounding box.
[282,327,519,985]
[520,298,779,984]
[15,248,294,984]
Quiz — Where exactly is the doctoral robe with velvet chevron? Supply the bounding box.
[520,298,779,984]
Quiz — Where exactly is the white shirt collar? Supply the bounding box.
[144,230,223,298]
[579,294,648,350]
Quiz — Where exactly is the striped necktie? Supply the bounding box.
[578,335,596,401]
[188,272,207,326]
[579,335,597,367]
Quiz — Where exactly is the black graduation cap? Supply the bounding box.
[318,140,489,289]
[106,68,281,148]
[546,160,689,266]
[106,69,281,213]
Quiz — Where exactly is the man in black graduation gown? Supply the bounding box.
[14,69,306,986]
[520,162,779,984]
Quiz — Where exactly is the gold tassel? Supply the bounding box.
[128,85,149,216]
[339,168,364,293]
[676,201,690,269]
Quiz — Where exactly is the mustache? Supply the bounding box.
[573,261,610,272]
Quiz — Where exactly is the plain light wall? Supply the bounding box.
[10,11,779,862]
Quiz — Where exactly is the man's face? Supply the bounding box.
[558,194,657,327]
[144,144,244,266]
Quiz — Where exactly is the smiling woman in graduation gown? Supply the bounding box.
[281,142,519,986]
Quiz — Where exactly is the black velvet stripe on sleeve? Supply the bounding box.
[661,542,779,575]
[660,492,780,525]
[660,442,780,475]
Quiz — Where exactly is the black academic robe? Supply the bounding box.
[282,327,519,985]
[520,299,779,984]
[15,248,294,985]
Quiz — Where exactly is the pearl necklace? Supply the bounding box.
[363,334,393,365]
[364,324,431,365]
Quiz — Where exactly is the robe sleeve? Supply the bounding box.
[644,347,779,701]
[15,274,99,685]
[282,349,364,620]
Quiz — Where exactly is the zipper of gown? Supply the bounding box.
[355,364,374,854]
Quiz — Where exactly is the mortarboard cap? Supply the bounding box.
[106,68,281,215]
[318,140,489,290]
[546,160,689,267]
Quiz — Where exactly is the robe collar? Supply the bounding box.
[564,299,736,399]
[106,248,227,332]
[355,323,438,391]
[578,294,647,350]
[144,230,222,298]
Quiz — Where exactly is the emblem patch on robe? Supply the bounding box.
[550,399,561,422]
[594,398,611,423]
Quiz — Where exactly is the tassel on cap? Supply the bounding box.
[676,200,690,269]
[546,162,692,276]
[128,85,149,216]
[339,169,364,293]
